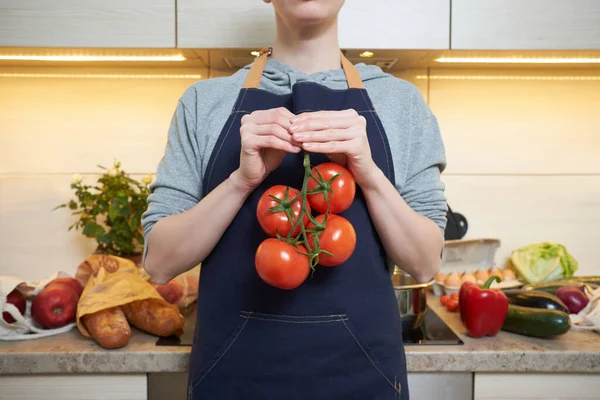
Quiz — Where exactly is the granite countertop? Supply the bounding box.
[1,300,599,375]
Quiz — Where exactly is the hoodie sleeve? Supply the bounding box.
[400,92,448,232]
[141,95,202,263]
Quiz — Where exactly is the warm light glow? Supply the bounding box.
[0,73,202,79]
[359,51,374,58]
[0,54,186,62]
[435,57,600,64]
[250,51,261,57]
[415,75,600,81]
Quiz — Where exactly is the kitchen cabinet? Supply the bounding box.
[177,0,450,49]
[0,0,175,48]
[0,374,147,400]
[474,373,600,399]
[451,0,600,50]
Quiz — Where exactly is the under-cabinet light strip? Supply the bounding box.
[415,75,600,81]
[436,57,600,64]
[0,73,203,79]
[0,55,186,62]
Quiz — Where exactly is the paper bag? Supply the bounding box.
[76,256,180,338]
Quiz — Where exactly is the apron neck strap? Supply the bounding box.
[243,47,364,89]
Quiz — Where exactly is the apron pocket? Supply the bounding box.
[188,311,401,399]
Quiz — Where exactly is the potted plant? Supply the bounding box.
[55,160,153,265]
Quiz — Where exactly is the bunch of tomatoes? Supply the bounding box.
[254,158,357,290]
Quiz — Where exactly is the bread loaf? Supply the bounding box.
[121,299,183,337]
[82,307,131,349]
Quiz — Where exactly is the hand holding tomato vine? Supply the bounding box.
[290,109,381,190]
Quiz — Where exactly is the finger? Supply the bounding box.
[243,107,294,129]
[291,115,364,132]
[292,128,357,143]
[246,123,295,144]
[244,135,301,154]
[291,109,358,123]
[301,139,356,154]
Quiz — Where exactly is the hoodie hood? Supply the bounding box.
[242,57,391,94]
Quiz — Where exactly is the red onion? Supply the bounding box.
[555,286,589,314]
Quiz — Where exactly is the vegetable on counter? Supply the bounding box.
[510,242,578,284]
[555,286,589,314]
[440,293,460,312]
[459,276,509,338]
[501,304,571,338]
[522,280,599,295]
[504,290,570,315]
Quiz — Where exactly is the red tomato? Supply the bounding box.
[450,292,459,302]
[446,299,459,312]
[256,185,309,238]
[307,214,356,267]
[255,239,310,290]
[440,295,450,306]
[307,162,356,214]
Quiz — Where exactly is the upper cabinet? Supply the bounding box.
[338,0,450,50]
[451,0,600,50]
[0,0,175,48]
[177,1,275,49]
[177,0,450,49]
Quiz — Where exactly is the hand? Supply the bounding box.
[290,109,380,188]
[232,107,301,193]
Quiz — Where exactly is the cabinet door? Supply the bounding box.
[177,0,450,49]
[452,0,600,50]
[474,373,600,399]
[339,0,450,49]
[0,0,175,48]
[0,374,147,400]
[177,0,275,48]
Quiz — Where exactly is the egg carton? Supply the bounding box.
[432,267,523,296]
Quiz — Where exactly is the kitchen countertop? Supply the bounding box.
[1,300,599,375]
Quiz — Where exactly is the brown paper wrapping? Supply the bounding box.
[75,255,181,338]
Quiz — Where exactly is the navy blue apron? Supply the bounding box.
[187,48,408,400]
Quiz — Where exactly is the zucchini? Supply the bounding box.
[567,276,600,286]
[522,280,599,294]
[501,304,571,338]
[505,290,570,314]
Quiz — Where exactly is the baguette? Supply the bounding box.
[82,307,131,349]
[121,299,183,337]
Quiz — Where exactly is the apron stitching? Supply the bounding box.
[240,311,347,319]
[205,90,249,191]
[340,318,401,394]
[189,315,251,393]
[358,89,393,179]
[240,315,348,324]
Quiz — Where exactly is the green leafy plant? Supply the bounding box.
[55,160,153,257]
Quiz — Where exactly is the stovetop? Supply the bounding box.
[156,307,463,347]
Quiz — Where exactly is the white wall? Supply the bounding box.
[0,65,598,280]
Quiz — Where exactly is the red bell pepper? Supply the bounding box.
[459,276,508,338]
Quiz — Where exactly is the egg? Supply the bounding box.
[444,273,462,288]
[461,272,477,284]
[434,272,447,283]
[474,269,489,284]
[489,267,504,281]
[503,268,517,281]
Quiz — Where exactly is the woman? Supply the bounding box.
[143,1,447,398]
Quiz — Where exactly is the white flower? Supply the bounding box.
[141,173,153,185]
[70,174,83,185]
[108,168,119,177]
[114,159,122,168]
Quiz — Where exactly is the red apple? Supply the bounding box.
[3,289,26,323]
[31,284,78,329]
[47,277,84,300]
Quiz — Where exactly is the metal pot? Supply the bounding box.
[391,268,433,331]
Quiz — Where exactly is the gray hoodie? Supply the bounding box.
[142,59,448,255]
